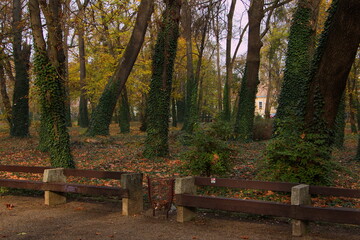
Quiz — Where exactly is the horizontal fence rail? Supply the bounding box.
[194,177,360,198]
[176,194,360,225]
[0,165,126,179]
[0,179,128,197]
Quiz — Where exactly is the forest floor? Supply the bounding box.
[0,121,359,239]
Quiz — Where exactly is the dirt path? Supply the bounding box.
[0,195,359,240]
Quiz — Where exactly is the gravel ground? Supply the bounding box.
[1,195,359,240]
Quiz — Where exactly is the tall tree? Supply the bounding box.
[86,0,154,136]
[118,85,130,133]
[222,0,236,121]
[76,0,90,128]
[0,54,12,126]
[181,0,197,133]
[234,0,292,141]
[144,0,182,157]
[347,53,359,134]
[29,0,75,168]
[304,0,360,138]
[234,0,264,140]
[11,0,31,137]
[264,0,360,185]
[275,0,320,133]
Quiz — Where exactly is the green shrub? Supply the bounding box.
[207,119,235,141]
[182,126,233,177]
[259,119,336,186]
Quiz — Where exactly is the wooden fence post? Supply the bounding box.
[175,176,197,223]
[121,173,143,216]
[291,184,311,236]
[43,168,66,205]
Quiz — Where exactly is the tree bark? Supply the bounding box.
[234,0,264,141]
[222,0,236,121]
[347,59,358,133]
[76,0,90,128]
[86,0,154,136]
[181,0,197,133]
[0,58,12,126]
[304,0,360,132]
[118,85,130,133]
[11,0,31,137]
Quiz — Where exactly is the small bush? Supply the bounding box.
[259,118,336,186]
[182,126,233,177]
[253,116,273,141]
[207,119,235,141]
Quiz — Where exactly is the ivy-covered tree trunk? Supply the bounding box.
[274,0,316,134]
[29,0,75,168]
[304,0,360,139]
[263,0,360,185]
[11,0,31,137]
[144,0,181,158]
[86,0,154,136]
[234,0,264,141]
[118,86,130,133]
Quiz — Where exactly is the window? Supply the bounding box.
[259,101,263,110]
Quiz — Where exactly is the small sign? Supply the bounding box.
[211,178,216,184]
[66,185,77,193]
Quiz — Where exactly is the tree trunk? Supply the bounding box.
[77,0,90,128]
[264,57,272,119]
[171,97,177,127]
[263,0,360,185]
[139,93,147,132]
[144,0,182,158]
[356,96,360,161]
[194,7,210,121]
[275,0,319,133]
[348,62,358,133]
[304,0,360,133]
[86,0,154,136]
[222,0,236,121]
[11,0,30,137]
[0,58,12,126]
[77,26,89,128]
[63,0,72,127]
[333,95,345,149]
[181,0,197,133]
[234,0,264,141]
[29,0,75,168]
[213,3,222,112]
[118,85,130,133]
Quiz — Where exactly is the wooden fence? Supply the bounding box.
[175,176,360,236]
[0,165,143,215]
